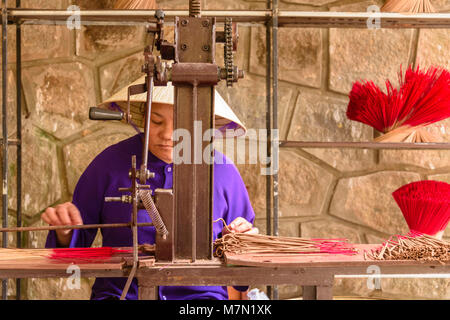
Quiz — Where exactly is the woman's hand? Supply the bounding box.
[222,217,259,236]
[41,202,83,247]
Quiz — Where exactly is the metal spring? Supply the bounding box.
[189,0,201,17]
[139,189,168,237]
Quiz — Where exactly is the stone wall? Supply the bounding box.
[0,0,449,299]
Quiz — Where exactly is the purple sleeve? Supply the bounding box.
[45,155,105,249]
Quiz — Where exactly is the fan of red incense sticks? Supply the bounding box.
[392,180,450,238]
[49,247,131,263]
[346,65,450,143]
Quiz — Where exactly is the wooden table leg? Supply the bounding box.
[138,284,159,300]
[302,285,333,300]
[301,273,334,300]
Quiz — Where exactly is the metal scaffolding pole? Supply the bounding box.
[1,0,8,300]
[265,0,272,300]
[4,9,450,28]
[15,0,21,301]
[271,0,279,301]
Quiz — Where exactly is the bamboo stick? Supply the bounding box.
[365,234,450,262]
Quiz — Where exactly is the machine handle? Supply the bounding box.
[89,107,124,121]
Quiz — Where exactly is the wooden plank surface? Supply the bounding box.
[0,244,448,281]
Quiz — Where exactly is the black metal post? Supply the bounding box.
[15,0,22,300]
[271,0,279,301]
[265,0,273,300]
[2,0,8,300]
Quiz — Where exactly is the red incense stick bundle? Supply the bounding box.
[49,247,131,263]
[392,180,450,237]
[347,65,450,142]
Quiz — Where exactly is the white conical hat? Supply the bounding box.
[97,76,246,138]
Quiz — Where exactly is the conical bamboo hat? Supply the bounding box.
[98,76,246,138]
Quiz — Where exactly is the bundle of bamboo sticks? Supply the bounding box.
[0,248,50,261]
[0,247,131,264]
[213,233,357,258]
[365,233,450,263]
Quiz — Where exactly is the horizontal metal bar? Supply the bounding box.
[0,138,20,146]
[279,141,450,150]
[5,9,450,28]
[0,222,154,233]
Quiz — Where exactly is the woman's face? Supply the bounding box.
[148,103,174,164]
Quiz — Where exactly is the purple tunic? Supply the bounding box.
[45,133,255,300]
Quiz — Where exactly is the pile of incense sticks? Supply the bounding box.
[213,233,357,258]
[365,232,450,263]
[0,247,131,264]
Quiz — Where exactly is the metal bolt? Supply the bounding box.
[202,20,210,27]
[202,45,210,51]
[181,44,188,50]
[181,19,188,26]
[154,9,165,20]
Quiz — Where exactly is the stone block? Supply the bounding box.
[20,25,72,62]
[379,149,450,170]
[6,123,61,217]
[26,277,94,300]
[22,62,97,140]
[287,90,376,171]
[380,278,450,299]
[330,0,384,12]
[281,0,337,5]
[365,233,387,244]
[21,0,70,8]
[250,27,323,88]
[204,0,266,10]
[252,219,300,237]
[330,171,422,235]
[329,28,413,94]
[216,74,294,133]
[416,29,450,69]
[300,219,362,243]
[99,52,146,101]
[279,150,334,217]
[76,25,146,61]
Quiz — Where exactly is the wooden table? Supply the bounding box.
[0,244,448,300]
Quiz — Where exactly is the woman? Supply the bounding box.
[42,80,257,300]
